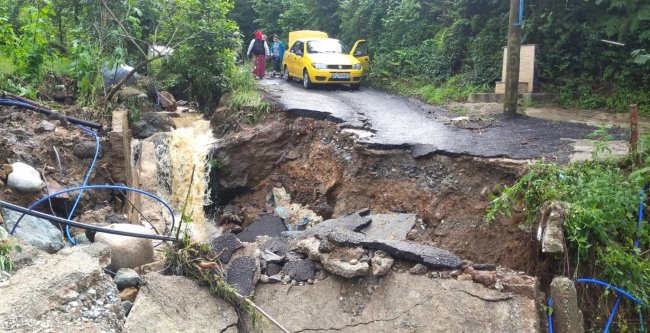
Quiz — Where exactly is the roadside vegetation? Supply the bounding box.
[235,0,650,113]
[487,132,650,330]
[0,0,239,117]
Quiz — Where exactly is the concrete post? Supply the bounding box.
[550,277,585,333]
[504,0,522,115]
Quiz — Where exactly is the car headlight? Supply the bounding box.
[311,63,327,69]
[352,63,362,70]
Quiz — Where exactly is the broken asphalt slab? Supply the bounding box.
[261,80,625,163]
[236,215,287,243]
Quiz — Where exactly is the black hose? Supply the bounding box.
[0,199,175,242]
[0,99,104,130]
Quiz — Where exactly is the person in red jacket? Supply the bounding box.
[246,31,270,79]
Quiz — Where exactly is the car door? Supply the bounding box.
[350,40,370,71]
[284,41,298,77]
[291,41,305,77]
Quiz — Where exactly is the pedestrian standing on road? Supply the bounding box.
[270,35,285,78]
[246,31,269,79]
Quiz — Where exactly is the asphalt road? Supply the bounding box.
[260,79,623,162]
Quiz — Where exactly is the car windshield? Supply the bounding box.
[306,40,346,54]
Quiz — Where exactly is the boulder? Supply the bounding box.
[2,208,65,253]
[125,274,238,333]
[157,91,177,111]
[94,223,154,270]
[6,162,44,193]
[131,112,176,139]
[114,268,143,290]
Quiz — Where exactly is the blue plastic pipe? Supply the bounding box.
[548,296,554,333]
[9,185,176,238]
[64,125,100,244]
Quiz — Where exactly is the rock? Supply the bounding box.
[131,112,176,139]
[34,120,56,133]
[409,263,428,275]
[79,206,114,225]
[361,213,417,241]
[0,164,13,184]
[282,259,316,282]
[0,243,125,332]
[75,233,92,245]
[294,237,321,261]
[2,208,65,253]
[73,141,103,159]
[497,267,539,300]
[371,250,394,277]
[236,215,287,242]
[119,287,139,302]
[114,268,142,290]
[6,162,44,193]
[318,238,335,253]
[94,223,154,270]
[550,277,584,333]
[122,301,134,316]
[321,247,369,278]
[158,91,177,111]
[253,271,540,332]
[210,233,244,263]
[226,256,257,296]
[272,187,323,230]
[125,274,238,332]
[260,232,298,257]
[465,267,497,287]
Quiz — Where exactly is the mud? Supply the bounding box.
[210,113,538,273]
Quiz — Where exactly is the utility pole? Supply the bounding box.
[504,0,522,115]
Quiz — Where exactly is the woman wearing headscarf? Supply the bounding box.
[246,31,270,79]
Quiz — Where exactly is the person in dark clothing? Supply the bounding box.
[246,31,270,79]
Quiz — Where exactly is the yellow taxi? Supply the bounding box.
[282,30,369,90]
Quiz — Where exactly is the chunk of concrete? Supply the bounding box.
[236,215,287,242]
[125,273,238,332]
[252,272,540,332]
[2,208,65,253]
[321,247,368,278]
[371,250,394,277]
[210,233,244,263]
[540,201,566,254]
[94,223,154,270]
[550,277,585,333]
[294,237,321,261]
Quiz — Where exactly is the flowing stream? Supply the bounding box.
[166,114,218,243]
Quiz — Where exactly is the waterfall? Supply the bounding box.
[167,116,218,243]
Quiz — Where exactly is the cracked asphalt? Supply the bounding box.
[261,79,626,162]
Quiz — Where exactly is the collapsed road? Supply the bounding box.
[261,79,625,162]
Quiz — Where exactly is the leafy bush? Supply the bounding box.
[486,149,650,326]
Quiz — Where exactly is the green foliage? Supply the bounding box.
[0,236,22,273]
[383,74,489,105]
[486,139,650,321]
[225,65,270,124]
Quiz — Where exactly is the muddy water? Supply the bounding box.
[167,113,218,242]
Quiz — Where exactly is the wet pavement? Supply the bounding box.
[261,79,627,162]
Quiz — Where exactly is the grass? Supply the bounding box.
[378,74,490,106]
[0,55,14,75]
[218,65,272,129]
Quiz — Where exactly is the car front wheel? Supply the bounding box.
[303,70,312,89]
[284,66,292,82]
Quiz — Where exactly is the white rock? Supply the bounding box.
[7,162,44,193]
[94,224,154,270]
